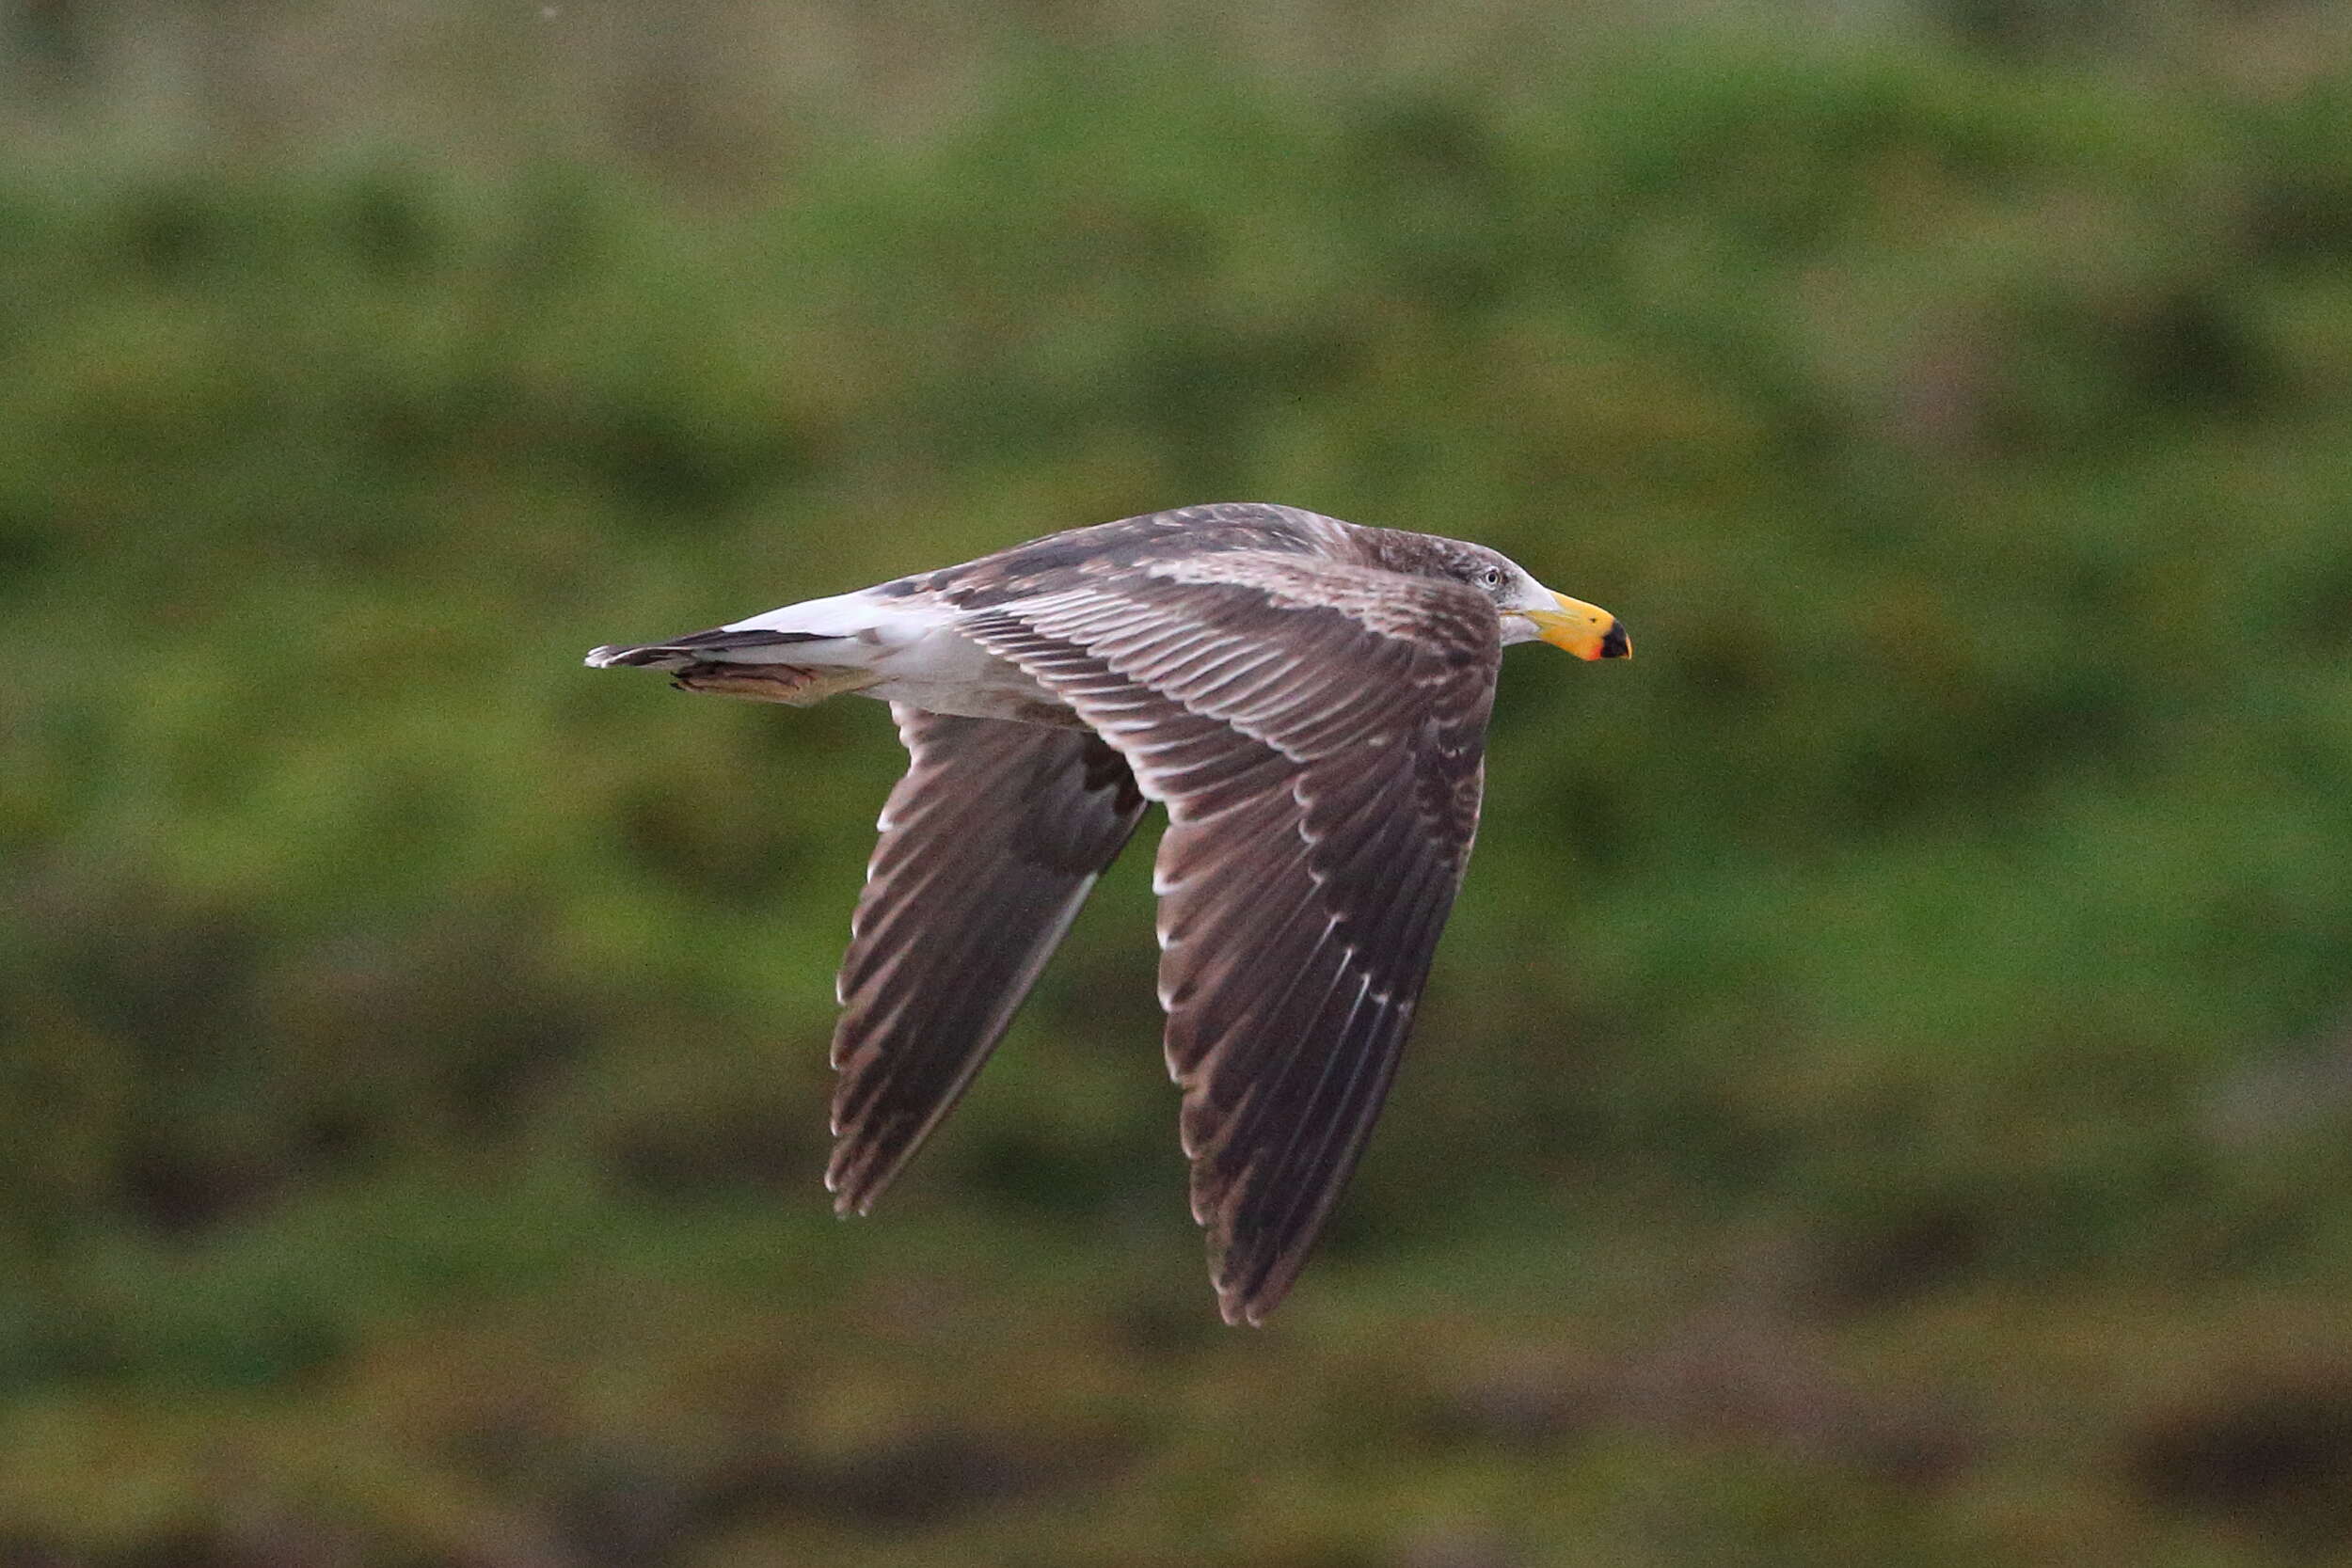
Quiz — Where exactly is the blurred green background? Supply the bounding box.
[8,1,2352,1562]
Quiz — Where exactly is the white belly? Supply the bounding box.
[866,627,1074,722]
[714,588,1078,724]
[724,596,1077,728]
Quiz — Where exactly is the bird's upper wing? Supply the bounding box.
[957,552,1502,1323]
[828,706,1147,1214]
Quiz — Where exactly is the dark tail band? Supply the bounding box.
[584,627,830,670]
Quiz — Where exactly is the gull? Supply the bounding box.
[586,502,1628,1323]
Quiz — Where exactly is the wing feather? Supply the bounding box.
[956,556,1501,1323]
[826,707,1146,1214]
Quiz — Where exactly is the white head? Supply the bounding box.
[1444,543,1630,660]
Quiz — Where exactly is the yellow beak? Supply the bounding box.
[1524,592,1630,661]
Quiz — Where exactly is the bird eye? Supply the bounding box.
[1477,566,1505,590]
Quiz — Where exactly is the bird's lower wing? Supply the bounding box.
[958,560,1501,1323]
[827,707,1147,1213]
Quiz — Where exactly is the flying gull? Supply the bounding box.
[585,502,1628,1323]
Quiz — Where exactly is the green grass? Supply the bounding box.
[7,30,2352,1566]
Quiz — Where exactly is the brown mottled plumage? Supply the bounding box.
[586,502,1628,1323]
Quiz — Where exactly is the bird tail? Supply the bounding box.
[584,626,880,706]
[583,627,833,671]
